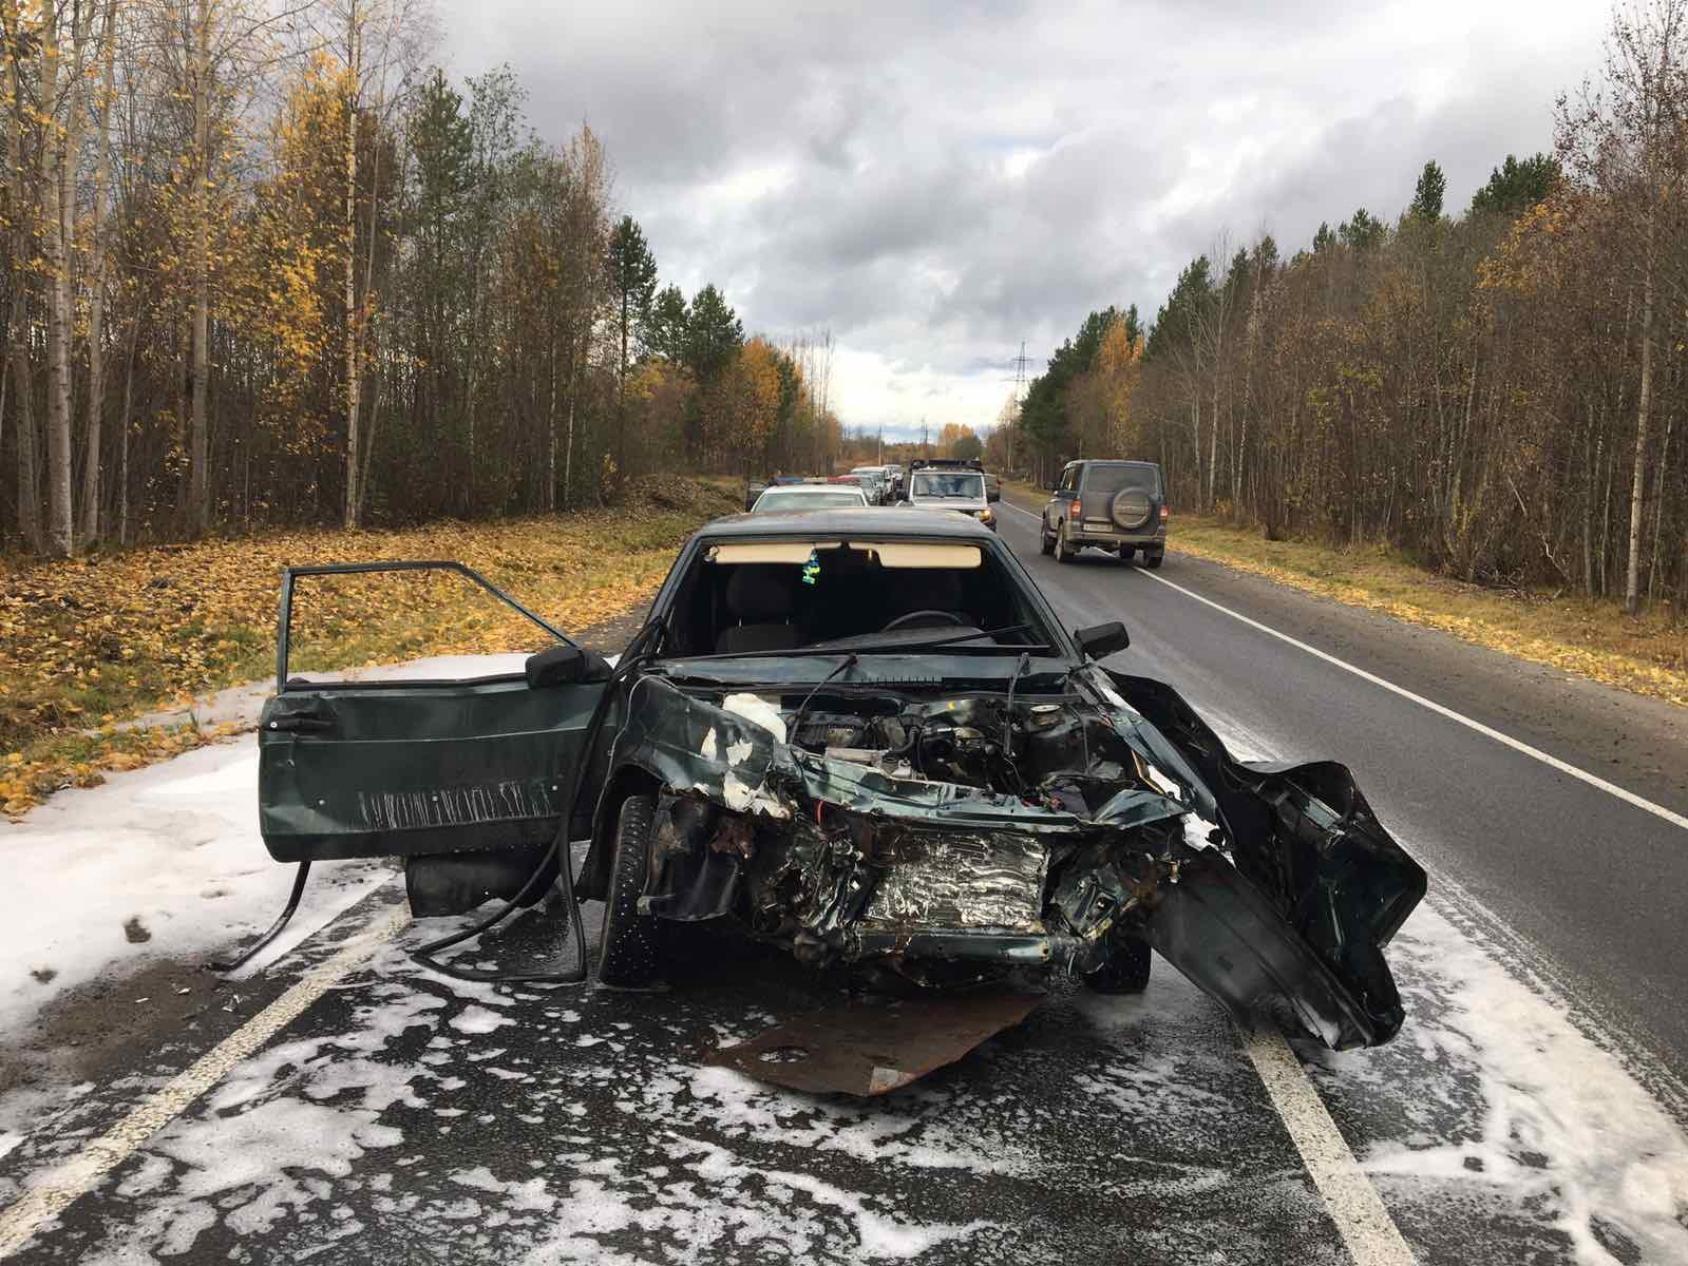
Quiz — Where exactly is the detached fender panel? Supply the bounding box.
[1107,670,1426,1048]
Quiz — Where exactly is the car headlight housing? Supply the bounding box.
[976,507,993,523]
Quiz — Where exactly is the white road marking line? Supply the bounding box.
[1001,497,1688,833]
[0,906,407,1259]
[1242,1030,1417,1266]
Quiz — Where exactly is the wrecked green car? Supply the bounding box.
[255,511,1424,1053]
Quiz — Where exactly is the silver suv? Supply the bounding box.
[1040,460,1167,566]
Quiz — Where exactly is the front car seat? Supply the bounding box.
[715,564,801,653]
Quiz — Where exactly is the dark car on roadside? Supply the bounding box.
[1040,459,1168,567]
[253,511,1423,1055]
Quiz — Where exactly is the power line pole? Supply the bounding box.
[1005,339,1029,475]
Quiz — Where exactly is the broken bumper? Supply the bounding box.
[599,671,1424,1051]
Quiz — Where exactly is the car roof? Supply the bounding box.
[701,508,996,539]
[1072,458,1160,469]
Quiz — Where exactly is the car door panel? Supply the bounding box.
[260,677,605,863]
[257,561,608,865]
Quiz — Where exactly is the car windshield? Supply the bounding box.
[911,472,984,499]
[753,489,866,511]
[660,537,1060,657]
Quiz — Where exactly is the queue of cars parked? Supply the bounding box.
[745,456,1175,563]
[745,461,994,529]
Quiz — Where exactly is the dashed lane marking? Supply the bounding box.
[998,499,1688,834]
[0,906,408,1259]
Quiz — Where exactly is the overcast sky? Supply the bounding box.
[442,0,1607,441]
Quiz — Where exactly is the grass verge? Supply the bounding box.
[1003,481,1687,707]
[1,476,741,814]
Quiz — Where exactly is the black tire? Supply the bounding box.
[1143,550,1164,570]
[1084,936,1152,994]
[1055,526,1074,563]
[596,794,666,989]
[1117,547,1136,565]
[1039,521,1054,555]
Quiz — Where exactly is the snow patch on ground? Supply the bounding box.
[0,652,538,1043]
[0,740,390,1041]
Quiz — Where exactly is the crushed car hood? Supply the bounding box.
[604,669,1425,1051]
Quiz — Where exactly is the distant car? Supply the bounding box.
[849,466,891,505]
[744,475,807,510]
[751,485,870,513]
[905,467,995,530]
[1040,459,1167,567]
[983,472,1001,502]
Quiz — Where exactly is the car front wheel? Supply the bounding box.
[1083,935,1152,994]
[596,794,666,990]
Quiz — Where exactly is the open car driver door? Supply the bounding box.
[255,562,611,930]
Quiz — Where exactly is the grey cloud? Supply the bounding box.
[444,0,1608,430]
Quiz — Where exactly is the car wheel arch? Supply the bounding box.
[577,764,664,901]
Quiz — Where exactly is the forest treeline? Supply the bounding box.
[0,0,844,558]
[1012,0,1688,613]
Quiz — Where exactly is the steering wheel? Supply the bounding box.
[881,609,967,631]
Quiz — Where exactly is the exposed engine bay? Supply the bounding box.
[596,668,1424,1052]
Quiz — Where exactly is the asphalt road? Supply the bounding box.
[3,507,1687,1264]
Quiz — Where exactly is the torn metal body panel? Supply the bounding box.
[600,667,1423,1050]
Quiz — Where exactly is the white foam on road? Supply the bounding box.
[0,907,407,1258]
[0,652,537,1046]
[1317,899,1688,1264]
[0,741,391,1049]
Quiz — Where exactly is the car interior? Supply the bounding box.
[660,541,1056,656]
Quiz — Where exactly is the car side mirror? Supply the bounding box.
[1073,621,1129,659]
[525,644,612,688]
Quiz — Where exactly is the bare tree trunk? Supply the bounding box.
[1647,401,1673,600]
[39,3,75,558]
[118,315,136,544]
[1624,206,1656,615]
[342,1,362,529]
[563,332,579,509]
[356,378,382,522]
[545,312,557,511]
[80,0,117,546]
[3,0,40,551]
[188,0,211,536]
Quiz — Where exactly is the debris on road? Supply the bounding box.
[705,992,1044,1095]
